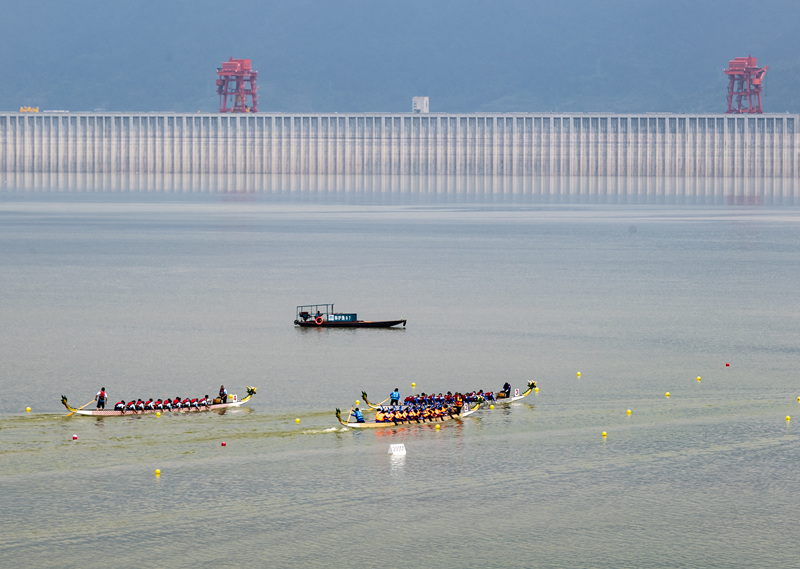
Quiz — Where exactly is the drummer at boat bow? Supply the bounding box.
[95,387,107,410]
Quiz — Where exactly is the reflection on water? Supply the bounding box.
[2,172,798,205]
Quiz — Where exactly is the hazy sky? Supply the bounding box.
[2,0,798,113]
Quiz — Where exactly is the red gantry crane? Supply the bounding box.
[216,58,258,113]
[725,56,768,114]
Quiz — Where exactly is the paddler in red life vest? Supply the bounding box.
[144,398,154,410]
[126,400,136,411]
[218,385,227,403]
[190,397,199,409]
[114,400,125,411]
[155,398,163,410]
[172,397,181,409]
[136,399,145,411]
[198,395,209,407]
[181,397,191,409]
[95,387,107,410]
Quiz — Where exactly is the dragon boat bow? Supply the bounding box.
[494,381,537,403]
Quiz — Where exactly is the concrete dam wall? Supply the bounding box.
[1,112,798,180]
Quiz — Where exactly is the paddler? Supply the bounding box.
[375,407,386,422]
[95,387,107,410]
[353,407,365,423]
[114,400,125,411]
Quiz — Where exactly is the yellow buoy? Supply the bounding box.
[355,400,360,406]
[697,376,701,382]
[602,431,607,437]
[627,409,631,416]
[797,396,800,402]
[577,371,581,378]
[489,404,494,410]
[435,424,440,430]
[26,407,31,413]
[411,382,416,389]
[295,418,300,424]
[534,387,539,393]
[155,469,161,477]
[156,411,161,417]
[665,392,670,398]
[786,416,791,422]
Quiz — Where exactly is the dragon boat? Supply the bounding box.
[294,303,406,328]
[61,387,257,417]
[335,400,482,429]
[360,381,536,410]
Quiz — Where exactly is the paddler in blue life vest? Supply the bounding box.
[95,387,107,410]
[353,407,365,423]
[390,388,400,406]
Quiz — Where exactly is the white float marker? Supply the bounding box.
[389,444,406,455]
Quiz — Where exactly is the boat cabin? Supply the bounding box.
[295,304,357,324]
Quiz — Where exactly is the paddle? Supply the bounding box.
[346,406,354,424]
[66,398,96,417]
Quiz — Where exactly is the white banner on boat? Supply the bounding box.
[389,444,406,455]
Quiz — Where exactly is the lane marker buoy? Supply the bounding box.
[26,407,31,413]
[435,424,440,430]
[577,371,581,378]
[665,392,670,398]
[72,434,77,440]
[627,409,631,416]
[295,418,300,424]
[697,376,701,382]
[221,441,226,447]
[489,404,494,410]
[155,469,161,477]
[602,431,607,437]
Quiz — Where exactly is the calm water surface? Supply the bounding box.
[1,195,799,568]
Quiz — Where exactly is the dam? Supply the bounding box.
[1,111,798,202]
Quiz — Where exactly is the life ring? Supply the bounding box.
[315,316,323,325]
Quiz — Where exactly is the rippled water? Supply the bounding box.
[1,195,799,568]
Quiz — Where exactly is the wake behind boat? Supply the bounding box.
[294,303,406,328]
[61,387,257,417]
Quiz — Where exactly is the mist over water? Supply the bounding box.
[1,191,799,568]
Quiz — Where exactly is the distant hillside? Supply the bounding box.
[1,0,798,113]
